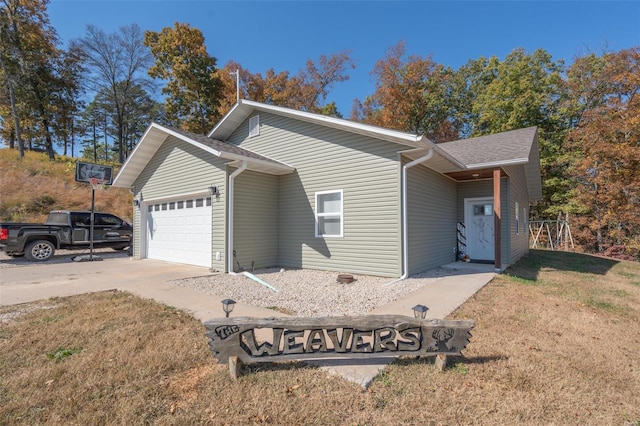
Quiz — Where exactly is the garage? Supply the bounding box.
[146,196,212,267]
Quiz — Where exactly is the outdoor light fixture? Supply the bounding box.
[222,299,236,317]
[412,304,428,319]
[209,185,219,196]
[133,199,140,207]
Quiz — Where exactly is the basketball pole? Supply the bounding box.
[89,183,95,260]
[72,178,103,262]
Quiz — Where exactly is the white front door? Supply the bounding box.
[464,197,495,261]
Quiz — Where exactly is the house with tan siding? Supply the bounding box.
[113,100,541,277]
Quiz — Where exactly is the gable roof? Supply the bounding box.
[112,122,294,188]
[208,99,434,149]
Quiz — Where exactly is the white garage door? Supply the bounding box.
[146,197,212,267]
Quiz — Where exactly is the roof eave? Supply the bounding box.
[465,158,530,170]
[112,123,168,188]
[220,152,295,175]
[210,99,431,149]
[207,102,243,139]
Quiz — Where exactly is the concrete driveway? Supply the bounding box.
[0,252,281,320]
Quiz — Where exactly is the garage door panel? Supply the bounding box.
[146,197,212,267]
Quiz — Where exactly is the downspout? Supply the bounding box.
[227,161,247,274]
[225,160,280,292]
[385,148,434,286]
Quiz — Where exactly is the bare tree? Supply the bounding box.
[74,24,152,163]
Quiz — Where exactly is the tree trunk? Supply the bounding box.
[0,54,25,157]
[92,120,97,162]
[595,188,603,253]
[63,114,68,156]
[71,115,75,158]
[104,114,108,162]
[42,116,55,160]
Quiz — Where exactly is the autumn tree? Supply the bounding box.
[74,24,152,163]
[352,41,457,142]
[218,51,354,118]
[297,51,355,113]
[0,0,65,159]
[566,47,640,255]
[144,22,222,134]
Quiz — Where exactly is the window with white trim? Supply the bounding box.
[249,115,260,137]
[315,190,343,237]
[515,201,520,235]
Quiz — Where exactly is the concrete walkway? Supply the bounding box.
[0,257,495,388]
[318,262,495,386]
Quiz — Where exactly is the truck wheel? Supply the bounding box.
[25,240,55,262]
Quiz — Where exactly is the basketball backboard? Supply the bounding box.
[75,161,113,185]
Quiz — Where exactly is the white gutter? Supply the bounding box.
[227,161,248,274]
[385,149,434,286]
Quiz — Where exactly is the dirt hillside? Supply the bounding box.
[0,149,133,223]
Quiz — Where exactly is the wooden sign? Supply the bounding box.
[205,315,474,374]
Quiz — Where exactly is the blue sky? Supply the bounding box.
[48,1,639,116]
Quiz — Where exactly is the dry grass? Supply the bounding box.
[0,149,132,223]
[1,250,639,425]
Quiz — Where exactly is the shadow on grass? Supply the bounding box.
[506,249,619,281]
[243,360,316,374]
[392,354,508,368]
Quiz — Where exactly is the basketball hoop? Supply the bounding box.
[88,177,108,190]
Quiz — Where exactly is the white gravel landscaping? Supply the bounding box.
[174,267,455,317]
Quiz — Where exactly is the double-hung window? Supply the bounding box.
[315,190,343,237]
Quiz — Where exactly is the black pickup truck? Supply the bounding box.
[0,210,132,261]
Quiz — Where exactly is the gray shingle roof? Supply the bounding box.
[437,127,538,168]
[161,125,286,165]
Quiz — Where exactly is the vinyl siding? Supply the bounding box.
[227,112,402,277]
[232,169,278,270]
[407,163,457,275]
[503,165,530,264]
[456,178,510,267]
[132,135,228,271]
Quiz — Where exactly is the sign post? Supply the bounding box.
[73,162,114,262]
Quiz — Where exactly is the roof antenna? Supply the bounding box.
[230,69,240,102]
